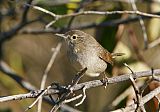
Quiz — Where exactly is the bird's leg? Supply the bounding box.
[101,72,109,89]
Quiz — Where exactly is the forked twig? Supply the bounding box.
[124,63,146,112]
[26,4,160,28]
[75,86,87,107]
[25,85,52,111]
[50,68,87,112]
[1,69,160,103]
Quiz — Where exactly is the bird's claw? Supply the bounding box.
[101,77,108,89]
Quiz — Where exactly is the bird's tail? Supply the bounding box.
[111,53,125,58]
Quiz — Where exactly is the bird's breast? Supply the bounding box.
[68,47,107,77]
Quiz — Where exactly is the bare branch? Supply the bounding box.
[66,0,92,28]
[111,81,144,107]
[0,60,79,112]
[25,85,52,111]
[27,4,160,28]
[21,0,33,23]
[75,86,87,107]
[71,67,87,86]
[56,10,160,19]
[0,0,35,45]
[129,0,148,49]
[64,94,83,104]
[113,86,160,112]
[38,42,62,112]
[0,60,36,90]
[19,11,160,35]
[124,63,145,112]
[148,37,160,49]
[140,68,160,94]
[50,68,87,112]
[1,69,160,103]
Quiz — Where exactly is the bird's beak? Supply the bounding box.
[55,33,67,39]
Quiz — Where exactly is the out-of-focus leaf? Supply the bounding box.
[67,2,78,9]
[96,13,121,52]
[115,97,127,109]
[0,108,11,112]
[148,3,160,41]
[38,5,68,27]
[35,0,70,6]
[95,10,121,73]
[9,51,24,75]
[42,4,68,15]
[113,41,131,62]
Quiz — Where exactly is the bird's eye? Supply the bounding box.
[71,35,77,40]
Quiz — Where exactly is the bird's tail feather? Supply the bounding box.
[111,53,125,58]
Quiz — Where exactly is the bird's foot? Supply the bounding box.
[101,77,108,89]
[101,72,108,89]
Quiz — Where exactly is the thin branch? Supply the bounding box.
[0,60,36,90]
[140,68,155,94]
[148,37,160,49]
[54,10,160,19]
[20,11,160,35]
[111,81,144,107]
[129,0,148,49]
[50,68,87,112]
[112,86,160,112]
[25,85,52,111]
[104,0,160,3]
[1,69,160,102]
[64,94,83,104]
[71,68,87,86]
[27,4,160,28]
[124,63,145,112]
[0,60,79,112]
[45,20,58,29]
[66,0,91,28]
[38,42,62,112]
[21,0,33,23]
[75,86,87,107]
[0,17,39,45]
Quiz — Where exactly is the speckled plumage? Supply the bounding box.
[63,30,113,77]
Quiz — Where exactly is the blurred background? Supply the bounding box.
[0,0,160,112]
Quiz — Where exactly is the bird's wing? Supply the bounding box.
[98,48,113,65]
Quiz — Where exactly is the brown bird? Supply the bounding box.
[55,30,124,77]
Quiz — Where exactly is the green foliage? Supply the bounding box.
[97,12,121,73]
[0,108,11,112]
[42,5,68,15]
[99,14,120,52]
[37,4,69,27]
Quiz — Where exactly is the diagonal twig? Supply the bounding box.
[124,63,146,112]
[25,85,52,111]
[50,68,87,112]
[112,86,160,112]
[75,86,87,107]
[21,0,33,23]
[0,60,79,112]
[129,0,148,49]
[38,42,62,112]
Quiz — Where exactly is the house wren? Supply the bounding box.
[55,30,123,77]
